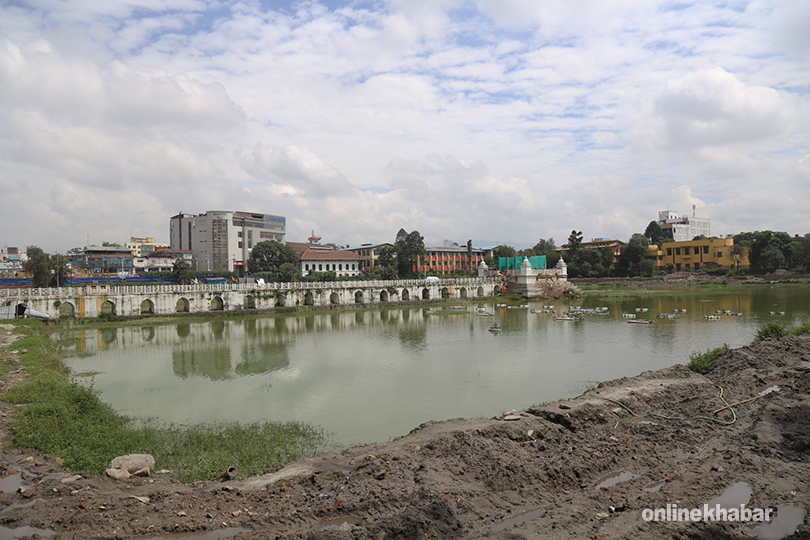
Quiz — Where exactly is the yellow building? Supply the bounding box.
[125,237,169,257]
[646,238,749,271]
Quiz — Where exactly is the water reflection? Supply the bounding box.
[173,347,233,380]
[60,287,810,447]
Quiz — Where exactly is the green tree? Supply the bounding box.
[247,240,299,275]
[616,234,649,276]
[50,254,70,287]
[640,259,656,277]
[102,241,121,247]
[532,237,556,256]
[644,221,663,246]
[759,244,786,271]
[792,236,810,269]
[567,230,583,262]
[377,245,398,276]
[492,245,516,271]
[735,231,793,271]
[600,246,615,270]
[24,246,51,287]
[276,262,301,283]
[466,239,473,274]
[172,258,194,285]
[533,237,560,269]
[395,230,426,278]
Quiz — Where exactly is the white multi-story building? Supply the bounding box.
[657,210,710,242]
[169,211,286,274]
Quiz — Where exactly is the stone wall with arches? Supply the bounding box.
[0,277,500,319]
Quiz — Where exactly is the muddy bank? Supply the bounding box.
[0,326,808,539]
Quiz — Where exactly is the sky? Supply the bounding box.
[1,0,809,254]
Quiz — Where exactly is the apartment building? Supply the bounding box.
[658,210,711,242]
[646,238,749,271]
[169,211,286,274]
[342,243,394,273]
[125,237,168,257]
[417,246,485,275]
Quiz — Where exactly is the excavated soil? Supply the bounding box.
[0,323,808,539]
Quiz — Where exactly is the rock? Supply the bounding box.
[105,468,132,480]
[60,474,83,484]
[502,415,522,421]
[109,454,155,474]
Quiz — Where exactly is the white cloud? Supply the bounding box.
[645,68,793,152]
[1,0,810,253]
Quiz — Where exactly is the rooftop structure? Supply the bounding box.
[658,208,710,242]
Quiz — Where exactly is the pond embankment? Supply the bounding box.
[0,316,808,539]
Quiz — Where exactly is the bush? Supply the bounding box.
[686,345,729,374]
[755,322,788,341]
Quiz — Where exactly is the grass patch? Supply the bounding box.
[2,371,328,482]
[755,320,810,341]
[1,321,329,483]
[686,344,729,374]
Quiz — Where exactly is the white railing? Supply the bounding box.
[0,277,498,298]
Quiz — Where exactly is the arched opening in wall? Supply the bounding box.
[441,287,450,299]
[304,292,314,306]
[176,298,190,313]
[140,299,154,315]
[460,287,468,299]
[246,296,256,309]
[422,288,430,300]
[210,296,224,311]
[380,290,389,302]
[354,291,364,304]
[330,292,340,305]
[275,294,286,308]
[100,300,115,316]
[58,302,75,318]
[401,289,410,301]
[477,287,484,297]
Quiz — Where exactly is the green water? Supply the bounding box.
[59,286,810,448]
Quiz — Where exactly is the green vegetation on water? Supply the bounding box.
[1,321,329,483]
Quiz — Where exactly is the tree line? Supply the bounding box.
[18,227,810,288]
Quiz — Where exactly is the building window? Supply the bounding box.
[694,263,700,269]
[685,263,690,268]
[238,241,243,248]
[684,247,690,255]
[352,264,355,270]
[305,264,309,271]
[675,248,681,255]
[704,246,709,254]
[319,264,322,271]
[667,248,672,255]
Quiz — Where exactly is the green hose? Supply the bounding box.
[595,386,737,426]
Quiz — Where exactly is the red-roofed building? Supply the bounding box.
[287,242,362,277]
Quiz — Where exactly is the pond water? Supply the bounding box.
[58,286,810,448]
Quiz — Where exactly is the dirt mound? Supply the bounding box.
[1,331,809,539]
